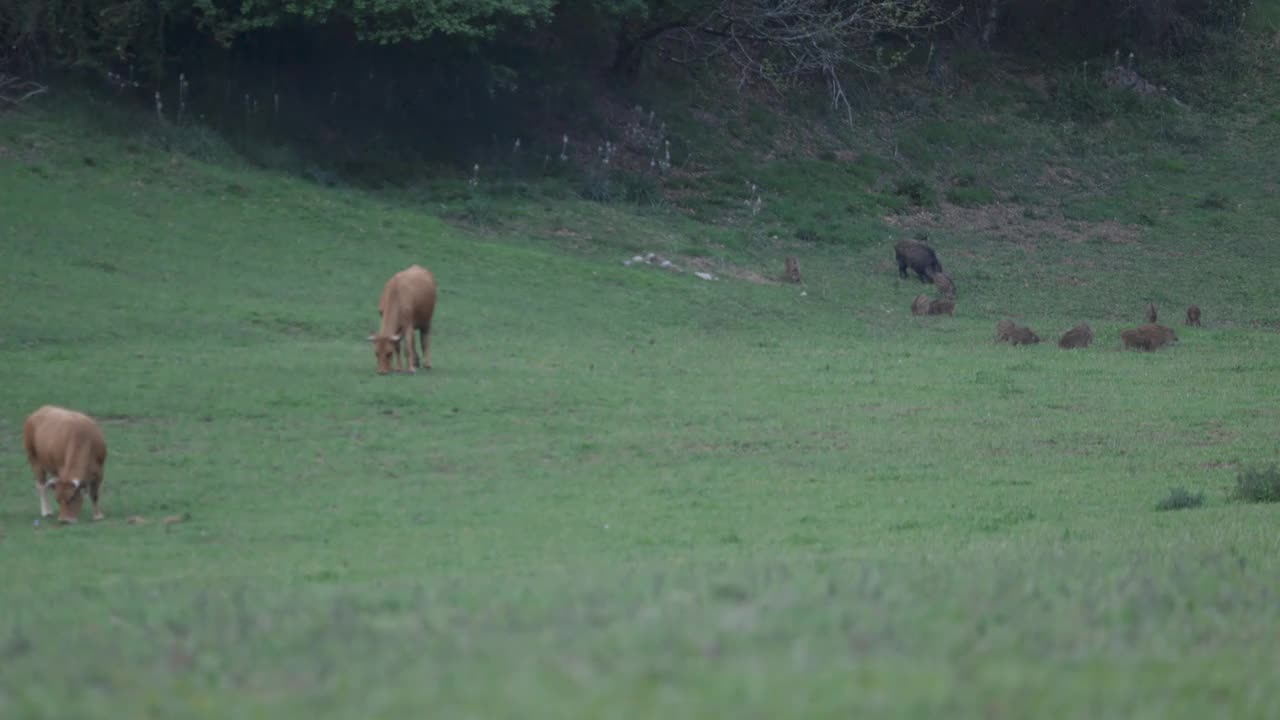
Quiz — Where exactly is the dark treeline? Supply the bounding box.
[0,0,1254,173]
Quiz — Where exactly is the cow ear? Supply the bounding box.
[366,334,376,342]
[390,334,402,343]
[72,478,81,489]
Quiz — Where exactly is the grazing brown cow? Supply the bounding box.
[894,239,944,283]
[995,319,1039,345]
[911,294,931,316]
[1121,323,1178,351]
[369,264,437,374]
[1058,323,1094,349]
[22,405,107,523]
[926,299,955,316]
[1186,305,1202,326]
[1145,302,1158,323]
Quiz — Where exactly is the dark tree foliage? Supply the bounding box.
[939,0,1254,57]
[0,0,555,76]
[0,0,1255,175]
[1,0,1254,83]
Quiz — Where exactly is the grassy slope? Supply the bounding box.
[2,36,1280,719]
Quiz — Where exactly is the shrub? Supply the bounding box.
[618,174,663,206]
[1155,487,1205,511]
[1198,191,1232,210]
[894,177,936,207]
[794,227,820,243]
[1233,464,1280,503]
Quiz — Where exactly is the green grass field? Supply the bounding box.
[3,62,1280,718]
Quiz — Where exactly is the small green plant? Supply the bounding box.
[953,168,978,187]
[946,185,996,207]
[1198,191,1232,210]
[1155,487,1205,511]
[795,227,820,243]
[620,173,664,206]
[451,196,504,227]
[1233,464,1280,503]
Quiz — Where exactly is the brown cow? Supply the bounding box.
[1058,323,1094,349]
[22,405,107,523]
[1121,323,1178,351]
[1186,305,1202,326]
[368,264,437,374]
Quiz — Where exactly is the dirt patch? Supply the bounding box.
[246,313,317,335]
[684,256,779,285]
[1192,428,1237,447]
[885,201,1144,248]
[98,415,151,426]
[73,258,124,275]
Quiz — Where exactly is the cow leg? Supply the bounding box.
[419,323,431,370]
[897,262,908,279]
[32,467,53,517]
[89,480,104,521]
[404,330,418,374]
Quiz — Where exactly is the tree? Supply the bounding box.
[0,0,557,78]
[607,0,951,121]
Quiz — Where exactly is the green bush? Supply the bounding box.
[1233,464,1280,503]
[894,177,936,207]
[1155,487,1205,511]
[1198,191,1232,210]
[946,185,995,207]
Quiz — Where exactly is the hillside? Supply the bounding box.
[2,15,1280,720]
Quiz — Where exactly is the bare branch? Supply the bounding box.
[0,74,48,111]
[654,0,958,123]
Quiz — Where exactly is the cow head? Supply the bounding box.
[367,333,402,374]
[54,478,85,523]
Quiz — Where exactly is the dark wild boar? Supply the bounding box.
[1186,305,1201,326]
[995,319,1040,345]
[926,299,955,316]
[1120,323,1178,351]
[894,239,944,283]
[1058,323,1094,349]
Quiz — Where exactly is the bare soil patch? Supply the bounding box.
[885,201,1144,247]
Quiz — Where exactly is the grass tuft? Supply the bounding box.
[1155,487,1205,511]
